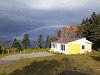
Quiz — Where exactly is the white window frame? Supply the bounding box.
[61,44,65,51]
[82,45,85,49]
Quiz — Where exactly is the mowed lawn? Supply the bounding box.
[0,51,100,75]
[0,48,50,58]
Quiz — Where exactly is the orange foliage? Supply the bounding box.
[61,25,79,38]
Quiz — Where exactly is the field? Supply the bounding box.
[0,50,100,75]
[24,48,50,53]
[0,48,50,58]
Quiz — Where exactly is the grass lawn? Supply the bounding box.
[0,52,100,75]
[0,48,50,58]
[24,48,50,53]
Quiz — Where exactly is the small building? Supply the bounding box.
[50,38,92,55]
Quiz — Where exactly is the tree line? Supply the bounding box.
[56,12,100,51]
[11,33,53,49]
[0,33,54,54]
[0,12,100,53]
[12,12,100,51]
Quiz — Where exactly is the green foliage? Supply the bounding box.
[45,36,51,48]
[11,39,23,51]
[80,12,100,50]
[37,34,43,48]
[22,33,30,49]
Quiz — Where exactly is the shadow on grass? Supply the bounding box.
[8,60,63,75]
[91,56,100,62]
[7,58,91,75]
[57,70,91,75]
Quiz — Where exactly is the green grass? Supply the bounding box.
[0,48,50,58]
[24,48,50,53]
[0,52,100,75]
[0,53,9,58]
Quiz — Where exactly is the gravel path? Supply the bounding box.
[0,52,54,67]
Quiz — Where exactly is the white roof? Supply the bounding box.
[68,38,92,44]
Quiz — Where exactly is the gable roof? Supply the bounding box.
[52,38,80,44]
[52,38,92,44]
[68,38,92,44]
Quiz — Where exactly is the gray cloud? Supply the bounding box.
[0,0,100,41]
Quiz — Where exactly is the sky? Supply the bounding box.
[0,0,100,41]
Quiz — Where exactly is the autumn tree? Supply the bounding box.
[60,25,79,38]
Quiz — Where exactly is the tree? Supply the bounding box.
[56,29,61,38]
[60,26,79,38]
[45,36,51,48]
[37,34,43,48]
[50,36,58,42]
[0,40,4,49]
[22,33,30,49]
[0,40,5,55]
[11,39,23,51]
[80,12,100,50]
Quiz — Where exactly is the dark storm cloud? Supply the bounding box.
[0,0,100,40]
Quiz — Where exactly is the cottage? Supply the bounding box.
[50,38,92,55]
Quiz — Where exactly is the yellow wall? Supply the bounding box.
[68,44,80,54]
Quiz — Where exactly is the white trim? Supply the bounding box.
[51,38,92,55]
[68,38,92,44]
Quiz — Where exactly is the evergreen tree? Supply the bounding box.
[56,29,61,37]
[37,34,43,48]
[22,33,30,49]
[45,36,51,48]
[11,39,23,51]
[80,12,100,50]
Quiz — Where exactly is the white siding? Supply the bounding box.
[80,44,86,54]
[80,43,92,54]
[51,42,68,54]
[51,38,92,54]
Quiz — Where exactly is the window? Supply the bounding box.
[82,45,85,49]
[52,44,56,48]
[61,44,65,51]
